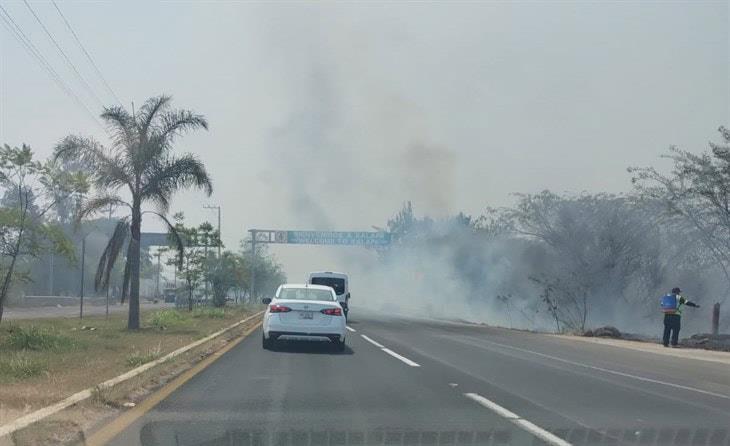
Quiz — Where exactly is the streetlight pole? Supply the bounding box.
[249,230,256,302]
[203,205,221,257]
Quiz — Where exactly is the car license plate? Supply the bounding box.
[299,311,314,320]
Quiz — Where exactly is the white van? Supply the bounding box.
[308,271,350,318]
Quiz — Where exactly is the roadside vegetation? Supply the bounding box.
[0,354,47,380]
[0,305,256,425]
[164,212,286,311]
[54,95,214,330]
[5,325,76,351]
[0,143,87,322]
[2,95,286,330]
[125,343,162,367]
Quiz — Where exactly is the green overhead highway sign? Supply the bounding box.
[249,230,391,246]
[246,229,390,299]
[285,231,390,246]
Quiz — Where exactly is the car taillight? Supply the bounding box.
[321,307,342,316]
[269,304,291,313]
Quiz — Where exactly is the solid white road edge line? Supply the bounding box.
[464,393,572,446]
[480,339,730,401]
[0,311,264,439]
[360,334,384,348]
[381,348,421,367]
[346,326,356,332]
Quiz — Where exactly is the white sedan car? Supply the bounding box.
[262,284,347,352]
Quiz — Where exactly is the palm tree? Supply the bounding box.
[55,95,212,329]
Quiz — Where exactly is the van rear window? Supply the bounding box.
[310,278,345,295]
[278,288,335,301]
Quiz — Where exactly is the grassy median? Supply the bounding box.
[0,305,257,427]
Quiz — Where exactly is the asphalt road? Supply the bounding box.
[104,310,730,446]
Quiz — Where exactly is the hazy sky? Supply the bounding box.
[1,1,728,279]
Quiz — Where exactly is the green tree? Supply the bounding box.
[502,191,669,331]
[197,221,221,302]
[55,95,212,329]
[178,230,205,312]
[207,251,237,307]
[630,126,730,301]
[230,253,248,303]
[240,242,286,301]
[387,201,415,243]
[0,144,86,322]
[166,214,221,311]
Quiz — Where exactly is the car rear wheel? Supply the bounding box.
[262,333,274,350]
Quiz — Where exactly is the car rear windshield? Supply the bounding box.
[310,277,345,295]
[278,288,335,301]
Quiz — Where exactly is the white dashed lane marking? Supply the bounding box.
[464,393,572,446]
[381,348,421,367]
[360,334,384,348]
[359,334,420,367]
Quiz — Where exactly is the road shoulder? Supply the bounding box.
[550,334,730,365]
[85,320,262,446]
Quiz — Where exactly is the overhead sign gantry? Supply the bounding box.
[249,230,391,246]
[247,229,391,297]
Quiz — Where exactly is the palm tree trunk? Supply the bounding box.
[128,198,142,329]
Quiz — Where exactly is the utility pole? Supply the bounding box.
[106,203,112,319]
[712,303,720,336]
[173,261,178,305]
[249,230,256,302]
[155,250,161,300]
[203,239,209,302]
[203,205,221,257]
[78,192,86,319]
[49,253,54,296]
[79,234,86,319]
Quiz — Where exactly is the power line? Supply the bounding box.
[50,0,122,106]
[22,0,106,110]
[0,5,100,127]
[0,4,104,130]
